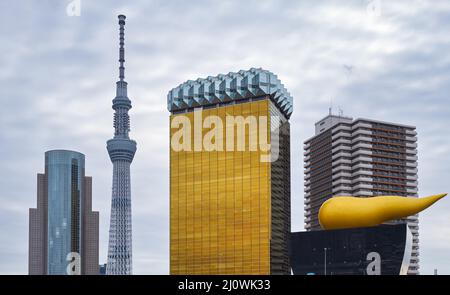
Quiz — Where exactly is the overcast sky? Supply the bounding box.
[0,0,449,275]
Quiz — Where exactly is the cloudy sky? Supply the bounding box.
[1,0,449,275]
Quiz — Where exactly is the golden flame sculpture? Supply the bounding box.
[319,193,447,230]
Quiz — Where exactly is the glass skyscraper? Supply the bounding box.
[168,68,293,274]
[47,150,84,274]
[28,150,99,275]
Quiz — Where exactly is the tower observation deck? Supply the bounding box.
[106,14,136,275]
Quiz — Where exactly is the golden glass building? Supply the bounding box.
[168,68,293,274]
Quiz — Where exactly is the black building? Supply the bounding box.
[290,224,412,275]
[99,263,107,275]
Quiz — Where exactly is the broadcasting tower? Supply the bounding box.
[106,14,136,275]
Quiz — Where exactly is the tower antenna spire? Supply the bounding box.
[329,98,333,116]
[118,14,126,81]
[107,14,136,275]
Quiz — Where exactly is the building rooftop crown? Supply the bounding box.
[167,68,293,118]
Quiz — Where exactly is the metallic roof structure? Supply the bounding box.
[167,68,293,118]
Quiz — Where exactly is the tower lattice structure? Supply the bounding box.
[106,14,136,275]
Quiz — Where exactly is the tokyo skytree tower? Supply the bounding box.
[106,14,136,275]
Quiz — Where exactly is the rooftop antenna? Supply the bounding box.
[329,98,333,116]
[118,14,126,81]
[338,106,344,117]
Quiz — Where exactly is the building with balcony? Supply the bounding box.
[303,114,419,274]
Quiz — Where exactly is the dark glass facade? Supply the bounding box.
[290,224,411,275]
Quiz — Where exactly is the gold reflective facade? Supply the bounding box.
[170,98,290,275]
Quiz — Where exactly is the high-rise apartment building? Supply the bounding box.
[28,150,99,275]
[304,114,419,274]
[168,68,292,274]
[106,15,137,275]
